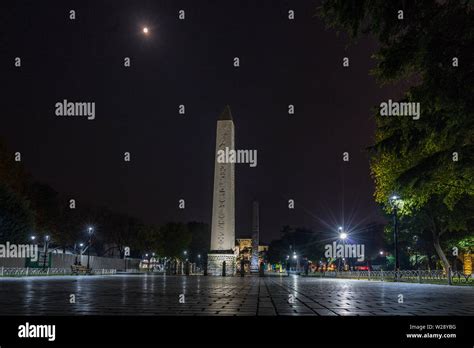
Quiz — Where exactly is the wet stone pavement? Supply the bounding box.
[0,274,472,316]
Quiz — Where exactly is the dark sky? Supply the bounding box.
[1,0,403,243]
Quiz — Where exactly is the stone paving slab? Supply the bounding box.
[0,274,472,316]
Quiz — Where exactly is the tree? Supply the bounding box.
[267,238,288,264]
[319,1,474,278]
[0,184,35,243]
[0,138,30,197]
[94,208,141,257]
[27,182,60,239]
[187,222,210,262]
[157,222,191,259]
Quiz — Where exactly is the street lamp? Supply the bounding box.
[292,252,299,272]
[389,195,400,279]
[337,228,347,271]
[86,227,94,271]
[42,235,50,270]
[413,235,419,271]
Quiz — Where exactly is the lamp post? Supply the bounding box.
[390,195,400,280]
[144,253,150,271]
[413,235,419,271]
[42,235,50,270]
[151,252,156,271]
[338,227,347,271]
[86,227,93,271]
[293,252,298,272]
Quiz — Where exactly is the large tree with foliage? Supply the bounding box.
[0,139,35,243]
[0,184,35,243]
[319,1,474,278]
[0,139,30,197]
[187,222,210,262]
[156,222,192,259]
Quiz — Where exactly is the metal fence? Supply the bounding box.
[0,267,116,277]
[316,270,472,283]
[91,269,117,275]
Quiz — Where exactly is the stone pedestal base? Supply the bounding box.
[207,253,236,276]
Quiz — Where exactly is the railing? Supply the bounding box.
[91,269,117,275]
[0,267,117,277]
[314,270,472,283]
[0,267,69,277]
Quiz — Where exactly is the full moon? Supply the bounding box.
[143,27,149,34]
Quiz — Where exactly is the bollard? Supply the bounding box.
[259,262,265,277]
[222,261,226,277]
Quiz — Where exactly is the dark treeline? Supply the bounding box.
[0,139,209,261]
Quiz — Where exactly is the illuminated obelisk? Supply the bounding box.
[207,105,236,276]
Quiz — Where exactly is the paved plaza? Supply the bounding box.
[0,274,472,316]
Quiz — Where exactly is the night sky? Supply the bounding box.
[1,0,405,243]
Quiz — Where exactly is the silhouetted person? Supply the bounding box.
[259,262,265,277]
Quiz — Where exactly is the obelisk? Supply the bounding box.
[207,105,236,276]
[250,200,260,273]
